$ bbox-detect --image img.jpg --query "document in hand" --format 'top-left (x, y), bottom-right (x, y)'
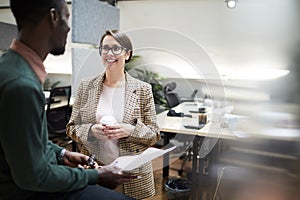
top-left (109, 146), bottom-right (176, 171)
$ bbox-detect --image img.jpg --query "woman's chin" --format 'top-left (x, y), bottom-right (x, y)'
top-left (106, 62), bottom-right (121, 69)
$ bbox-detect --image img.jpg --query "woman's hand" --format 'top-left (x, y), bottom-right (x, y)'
top-left (103, 123), bottom-right (135, 140)
top-left (90, 123), bottom-right (109, 140)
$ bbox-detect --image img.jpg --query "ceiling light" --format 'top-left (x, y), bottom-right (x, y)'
top-left (225, 0), bottom-right (238, 9)
top-left (228, 69), bottom-right (290, 81)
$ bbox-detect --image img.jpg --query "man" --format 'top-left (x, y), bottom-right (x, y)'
top-left (0, 0), bottom-right (134, 199)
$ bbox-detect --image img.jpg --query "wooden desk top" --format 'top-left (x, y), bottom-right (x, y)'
top-left (157, 116), bottom-right (237, 140)
top-left (157, 102), bottom-right (300, 141)
top-left (157, 107), bottom-right (237, 140)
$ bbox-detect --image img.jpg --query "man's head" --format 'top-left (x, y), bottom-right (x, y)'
top-left (10, 0), bottom-right (70, 56)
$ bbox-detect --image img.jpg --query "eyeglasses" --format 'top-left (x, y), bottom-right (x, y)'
top-left (99, 45), bottom-right (127, 55)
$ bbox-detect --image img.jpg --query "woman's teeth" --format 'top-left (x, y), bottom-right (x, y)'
top-left (107, 59), bottom-right (116, 63)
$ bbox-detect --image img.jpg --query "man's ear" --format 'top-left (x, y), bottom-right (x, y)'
top-left (49, 8), bottom-right (59, 27)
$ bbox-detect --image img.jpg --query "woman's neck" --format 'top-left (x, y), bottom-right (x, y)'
top-left (104, 71), bottom-right (125, 87)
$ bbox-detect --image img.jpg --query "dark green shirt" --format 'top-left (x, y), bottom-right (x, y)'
top-left (0, 49), bottom-right (98, 199)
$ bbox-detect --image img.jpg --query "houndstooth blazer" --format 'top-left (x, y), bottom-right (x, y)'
top-left (67, 72), bottom-right (160, 199)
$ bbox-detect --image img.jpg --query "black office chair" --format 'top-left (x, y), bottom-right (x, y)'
top-left (46, 86), bottom-right (77, 151)
top-left (164, 82), bottom-right (176, 93)
top-left (165, 92), bottom-right (181, 108)
top-left (164, 82), bottom-right (181, 108)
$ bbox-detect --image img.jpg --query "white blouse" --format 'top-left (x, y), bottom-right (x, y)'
top-left (96, 82), bottom-right (125, 165)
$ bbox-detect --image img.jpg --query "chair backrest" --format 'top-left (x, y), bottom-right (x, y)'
top-left (163, 82), bottom-right (177, 95)
top-left (46, 86), bottom-right (71, 110)
top-left (164, 82), bottom-right (181, 108)
top-left (165, 92), bottom-right (181, 108)
top-left (190, 89), bottom-right (198, 101)
top-left (46, 86), bottom-right (71, 135)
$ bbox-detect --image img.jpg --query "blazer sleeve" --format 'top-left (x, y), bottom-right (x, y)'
top-left (127, 83), bottom-right (160, 146)
top-left (66, 81), bottom-right (94, 144)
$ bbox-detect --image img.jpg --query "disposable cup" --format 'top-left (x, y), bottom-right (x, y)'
top-left (100, 116), bottom-right (116, 126)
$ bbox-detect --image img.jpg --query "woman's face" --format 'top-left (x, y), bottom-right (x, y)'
top-left (100, 35), bottom-right (130, 72)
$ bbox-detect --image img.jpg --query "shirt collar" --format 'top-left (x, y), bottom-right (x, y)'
top-left (10, 39), bottom-right (47, 84)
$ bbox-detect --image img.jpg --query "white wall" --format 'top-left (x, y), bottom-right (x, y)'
top-left (2, 0), bottom-right (299, 79)
top-left (118, 0), bottom-right (300, 77)
top-left (0, 10), bottom-right (14, 24)
top-left (117, 0), bottom-right (300, 109)
top-left (1, 0), bottom-right (299, 105)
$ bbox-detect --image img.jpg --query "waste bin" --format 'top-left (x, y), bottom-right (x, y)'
top-left (164, 178), bottom-right (192, 199)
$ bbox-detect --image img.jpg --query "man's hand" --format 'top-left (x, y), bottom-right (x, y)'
top-left (63, 150), bottom-right (89, 168)
top-left (96, 165), bottom-right (132, 189)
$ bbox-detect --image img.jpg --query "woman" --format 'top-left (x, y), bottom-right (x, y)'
top-left (67, 30), bottom-right (160, 199)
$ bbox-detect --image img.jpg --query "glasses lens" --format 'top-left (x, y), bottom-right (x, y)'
top-left (112, 46), bottom-right (123, 55)
top-left (100, 46), bottom-right (109, 54)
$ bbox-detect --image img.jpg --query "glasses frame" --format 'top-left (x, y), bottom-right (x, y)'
top-left (99, 45), bottom-right (127, 56)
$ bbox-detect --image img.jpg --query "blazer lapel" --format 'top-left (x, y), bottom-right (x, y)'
top-left (88, 74), bottom-right (104, 123)
top-left (123, 73), bottom-right (138, 124)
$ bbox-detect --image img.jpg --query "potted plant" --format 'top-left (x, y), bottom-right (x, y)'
top-left (125, 56), bottom-right (167, 113)
top-left (43, 78), bottom-right (61, 91)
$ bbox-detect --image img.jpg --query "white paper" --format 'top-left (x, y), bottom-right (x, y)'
top-left (109, 146), bottom-right (176, 171)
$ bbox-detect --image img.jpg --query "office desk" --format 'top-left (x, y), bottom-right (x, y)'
top-left (157, 104), bottom-right (237, 200)
top-left (157, 104), bottom-right (237, 174)
top-left (157, 102), bottom-right (300, 199)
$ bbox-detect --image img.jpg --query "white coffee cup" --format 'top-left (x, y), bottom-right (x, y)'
top-left (100, 116), bottom-right (116, 126)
